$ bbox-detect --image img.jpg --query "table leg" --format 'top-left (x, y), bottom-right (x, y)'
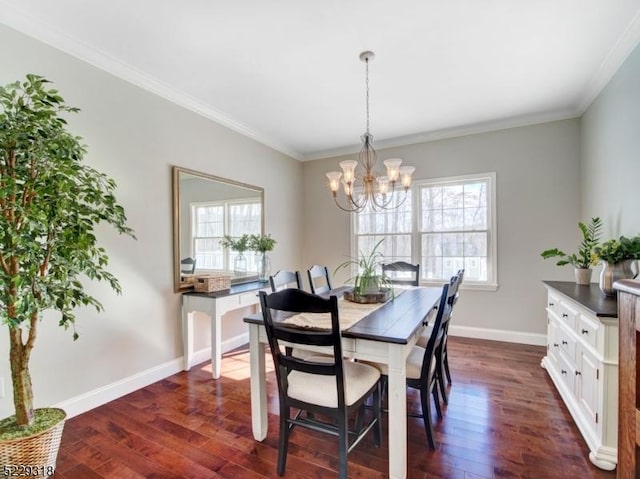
top-left (249, 323), bottom-right (268, 440)
top-left (182, 302), bottom-right (193, 371)
top-left (210, 308), bottom-right (222, 379)
top-left (387, 344), bottom-right (408, 479)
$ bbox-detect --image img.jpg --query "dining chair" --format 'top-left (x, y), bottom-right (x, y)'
top-left (307, 264), bottom-right (333, 294)
top-left (408, 276), bottom-right (457, 448)
top-left (381, 261), bottom-right (420, 286)
top-left (269, 270), bottom-right (303, 292)
top-left (436, 268), bottom-right (465, 403)
top-left (417, 269), bottom-right (464, 398)
top-left (259, 289), bottom-right (382, 479)
top-left (180, 257), bottom-right (196, 274)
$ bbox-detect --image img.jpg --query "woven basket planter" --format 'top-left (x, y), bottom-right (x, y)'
top-left (0, 408), bottom-right (66, 478)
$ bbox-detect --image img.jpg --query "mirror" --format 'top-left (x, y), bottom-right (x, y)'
top-left (172, 166), bottom-right (264, 292)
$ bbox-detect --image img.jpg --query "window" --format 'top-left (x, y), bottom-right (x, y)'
top-left (351, 172), bottom-right (497, 289)
top-left (191, 198), bottom-right (261, 272)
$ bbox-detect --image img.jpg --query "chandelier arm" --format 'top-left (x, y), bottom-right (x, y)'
top-left (332, 194), bottom-right (365, 213)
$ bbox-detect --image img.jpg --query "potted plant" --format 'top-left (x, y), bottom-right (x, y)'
top-left (221, 234), bottom-right (250, 274)
top-left (335, 238), bottom-right (393, 303)
top-left (249, 234), bottom-right (276, 282)
top-left (540, 217), bottom-right (602, 285)
top-left (0, 75), bottom-right (134, 472)
top-left (592, 235), bottom-right (640, 296)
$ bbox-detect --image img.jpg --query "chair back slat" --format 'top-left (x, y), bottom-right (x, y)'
top-left (382, 261), bottom-right (420, 286)
top-left (307, 264), bottom-right (333, 295)
top-left (269, 270), bottom-right (303, 292)
top-left (180, 257), bottom-right (196, 274)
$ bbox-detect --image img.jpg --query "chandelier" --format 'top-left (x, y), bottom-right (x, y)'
top-left (326, 51), bottom-right (414, 212)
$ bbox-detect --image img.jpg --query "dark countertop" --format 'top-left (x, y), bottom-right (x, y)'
top-left (182, 280), bottom-right (267, 298)
top-left (543, 281), bottom-right (618, 318)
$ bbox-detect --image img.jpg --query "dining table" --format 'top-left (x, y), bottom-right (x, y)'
top-left (243, 285), bottom-right (442, 479)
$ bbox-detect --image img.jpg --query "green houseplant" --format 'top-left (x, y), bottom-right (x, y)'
top-left (0, 75), bottom-right (134, 468)
top-left (540, 217), bottom-right (602, 285)
top-left (249, 234), bottom-right (276, 282)
top-left (592, 235), bottom-right (640, 296)
top-left (335, 238), bottom-right (392, 301)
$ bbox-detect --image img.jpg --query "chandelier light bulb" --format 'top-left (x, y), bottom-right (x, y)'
top-left (399, 166), bottom-right (415, 189)
top-left (326, 171), bottom-right (342, 193)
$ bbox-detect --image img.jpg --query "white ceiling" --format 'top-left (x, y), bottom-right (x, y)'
top-left (2, 1), bottom-right (640, 160)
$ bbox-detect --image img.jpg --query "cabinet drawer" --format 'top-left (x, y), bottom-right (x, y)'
top-left (556, 324), bottom-right (577, 364)
top-left (239, 292), bottom-right (260, 306)
top-left (556, 301), bottom-right (578, 330)
top-left (577, 314), bottom-right (599, 352)
top-left (547, 293), bottom-right (560, 316)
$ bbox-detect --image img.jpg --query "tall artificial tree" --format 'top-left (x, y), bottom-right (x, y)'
top-left (0, 74), bottom-right (134, 429)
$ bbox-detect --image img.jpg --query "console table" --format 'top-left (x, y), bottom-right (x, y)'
top-left (182, 281), bottom-right (268, 378)
top-left (541, 281), bottom-right (618, 470)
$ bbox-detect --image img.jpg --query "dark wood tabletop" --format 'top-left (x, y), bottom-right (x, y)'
top-left (243, 286), bottom-right (442, 344)
top-left (543, 280), bottom-right (618, 318)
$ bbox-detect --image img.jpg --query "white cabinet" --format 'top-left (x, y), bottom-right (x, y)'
top-left (541, 282), bottom-right (618, 471)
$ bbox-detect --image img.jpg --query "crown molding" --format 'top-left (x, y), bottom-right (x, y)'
top-left (303, 108), bottom-right (580, 161)
top-left (0, 3), bottom-right (303, 161)
top-left (3, 1), bottom-right (639, 163)
top-left (577, 9), bottom-right (640, 113)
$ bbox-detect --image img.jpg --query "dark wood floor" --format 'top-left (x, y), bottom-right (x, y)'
top-left (51, 337), bottom-right (617, 478)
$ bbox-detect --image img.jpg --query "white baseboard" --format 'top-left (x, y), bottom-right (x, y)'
top-left (55, 332), bottom-right (250, 419)
top-left (54, 357), bottom-right (184, 419)
top-left (449, 325), bottom-right (546, 346)
top-left (55, 328), bottom-right (541, 419)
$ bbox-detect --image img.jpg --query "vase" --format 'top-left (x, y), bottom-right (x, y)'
top-left (574, 268), bottom-right (592, 285)
top-left (257, 252), bottom-right (271, 282)
top-left (599, 259), bottom-right (636, 296)
top-left (233, 253), bottom-right (247, 274)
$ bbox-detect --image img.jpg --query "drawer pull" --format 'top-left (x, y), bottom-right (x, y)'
top-left (561, 340), bottom-right (568, 345)
top-left (581, 329), bottom-right (589, 335)
top-left (575, 370), bottom-right (581, 376)
top-left (549, 302), bottom-right (555, 306)
top-left (562, 313), bottom-right (568, 318)
top-left (553, 343), bottom-right (559, 348)
top-left (561, 369), bottom-right (567, 375)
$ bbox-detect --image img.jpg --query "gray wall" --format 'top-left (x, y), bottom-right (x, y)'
top-left (302, 120), bottom-right (582, 338)
top-left (581, 43), bottom-right (640, 237)
top-left (0, 24), bottom-right (303, 418)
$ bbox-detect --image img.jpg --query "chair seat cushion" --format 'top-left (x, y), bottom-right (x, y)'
top-left (365, 345), bottom-right (434, 380)
top-left (287, 360), bottom-right (380, 408)
top-left (416, 324), bottom-right (433, 348)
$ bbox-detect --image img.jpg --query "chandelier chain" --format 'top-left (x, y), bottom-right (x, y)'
top-left (365, 57), bottom-right (370, 135)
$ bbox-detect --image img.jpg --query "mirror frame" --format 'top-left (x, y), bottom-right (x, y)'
top-left (172, 165), bottom-right (265, 292)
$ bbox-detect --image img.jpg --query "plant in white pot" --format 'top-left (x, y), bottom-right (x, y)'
top-left (540, 217), bottom-right (602, 285)
top-left (0, 75), bottom-right (134, 473)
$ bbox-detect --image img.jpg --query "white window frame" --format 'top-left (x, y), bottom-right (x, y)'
top-left (350, 172), bottom-right (498, 291)
top-left (190, 197), bottom-right (262, 272)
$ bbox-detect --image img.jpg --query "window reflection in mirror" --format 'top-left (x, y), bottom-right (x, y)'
top-left (172, 166), bottom-right (264, 292)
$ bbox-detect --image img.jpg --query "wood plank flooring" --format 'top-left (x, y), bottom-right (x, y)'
top-left (51, 337), bottom-right (617, 478)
